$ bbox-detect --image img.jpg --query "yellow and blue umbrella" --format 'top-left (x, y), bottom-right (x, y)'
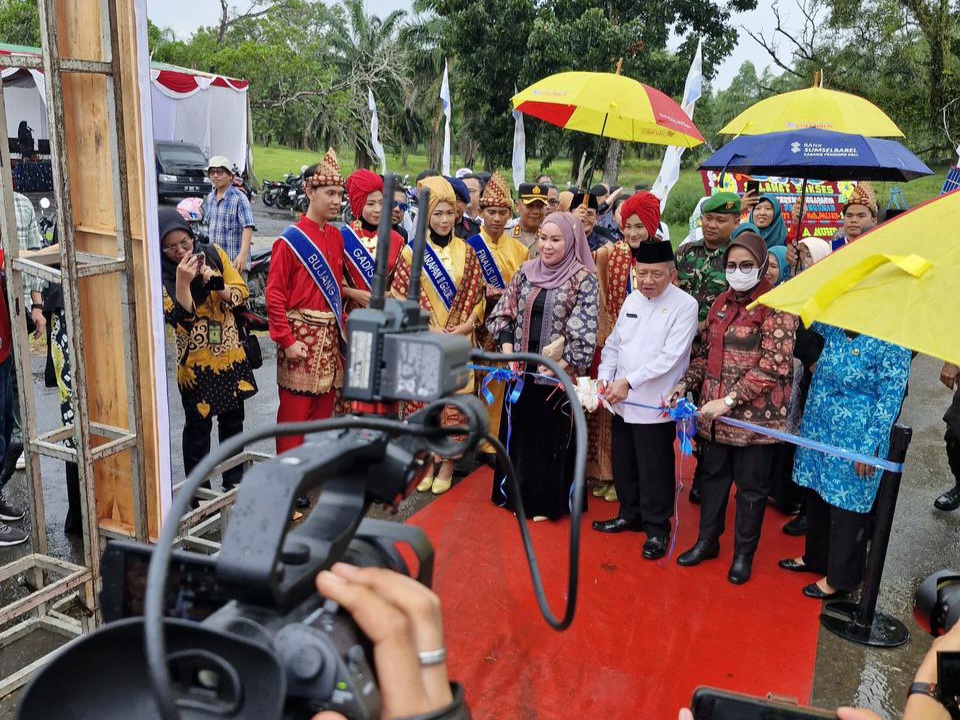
top-left (720, 86), bottom-right (903, 138)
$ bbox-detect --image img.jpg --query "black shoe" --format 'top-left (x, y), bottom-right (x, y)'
top-left (477, 452), bottom-right (497, 468)
top-left (688, 487), bottom-right (701, 505)
top-left (935, 485), bottom-right (960, 512)
top-left (783, 515), bottom-right (807, 536)
top-left (592, 516), bottom-right (643, 534)
top-left (728, 555), bottom-right (753, 584)
top-left (802, 582), bottom-right (850, 600)
top-left (0, 497), bottom-right (25, 522)
top-left (295, 496), bottom-right (310, 509)
top-left (677, 539), bottom-right (719, 566)
top-left (0, 440), bottom-right (22, 485)
top-left (642, 535), bottom-right (669, 560)
top-left (778, 558), bottom-right (814, 573)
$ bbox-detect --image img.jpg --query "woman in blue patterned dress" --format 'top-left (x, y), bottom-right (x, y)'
top-left (778, 324), bottom-right (911, 599)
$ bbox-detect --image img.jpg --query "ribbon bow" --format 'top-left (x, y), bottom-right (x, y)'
top-left (666, 398), bottom-right (698, 457)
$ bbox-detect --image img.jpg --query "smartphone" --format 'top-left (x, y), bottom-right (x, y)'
top-left (692, 688), bottom-right (838, 719)
top-left (745, 180), bottom-right (761, 195)
top-left (939, 652), bottom-right (960, 707)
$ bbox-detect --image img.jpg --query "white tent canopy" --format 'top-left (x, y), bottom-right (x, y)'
top-left (0, 46), bottom-right (251, 171)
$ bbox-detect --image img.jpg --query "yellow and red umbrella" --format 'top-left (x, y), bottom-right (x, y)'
top-left (512, 71), bottom-right (704, 148)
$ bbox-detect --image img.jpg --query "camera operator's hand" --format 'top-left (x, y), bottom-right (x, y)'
top-left (903, 619), bottom-right (960, 720)
top-left (836, 709), bottom-right (882, 720)
top-left (313, 563), bottom-right (454, 720)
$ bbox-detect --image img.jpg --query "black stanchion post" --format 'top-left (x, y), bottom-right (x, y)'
top-left (820, 424), bottom-right (912, 647)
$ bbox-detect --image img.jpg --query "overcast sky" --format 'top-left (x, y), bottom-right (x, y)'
top-left (147, 0), bottom-right (803, 91)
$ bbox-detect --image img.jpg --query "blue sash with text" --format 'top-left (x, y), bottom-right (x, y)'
top-left (421, 242), bottom-right (458, 311)
top-left (340, 225), bottom-right (376, 291)
top-left (281, 225), bottom-right (344, 335)
top-left (466, 234), bottom-right (506, 290)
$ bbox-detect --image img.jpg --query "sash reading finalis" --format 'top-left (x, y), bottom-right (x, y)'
top-left (466, 234), bottom-right (506, 289)
top-left (340, 225), bottom-right (376, 291)
top-left (421, 241), bottom-right (458, 311)
top-left (281, 225), bottom-right (344, 335)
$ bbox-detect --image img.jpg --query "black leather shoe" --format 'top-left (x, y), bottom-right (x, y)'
top-left (778, 558), bottom-right (814, 573)
top-left (688, 487), bottom-right (701, 505)
top-left (592, 516), bottom-right (643, 534)
top-left (783, 514), bottom-right (807, 536)
top-left (295, 496), bottom-right (311, 509)
top-left (642, 536), bottom-right (669, 560)
top-left (802, 582), bottom-right (850, 600)
top-left (935, 485), bottom-right (960, 512)
top-left (476, 452), bottom-right (497, 469)
top-left (728, 555), bottom-right (753, 585)
top-left (677, 539), bottom-right (719, 566)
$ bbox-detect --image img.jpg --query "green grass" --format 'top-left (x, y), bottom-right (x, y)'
top-left (251, 144), bottom-right (950, 242)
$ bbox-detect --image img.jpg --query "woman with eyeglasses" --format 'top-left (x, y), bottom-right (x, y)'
top-left (159, 208), bottom-right (257, 494)
top-left (670, 232), bottom-right (797, 584)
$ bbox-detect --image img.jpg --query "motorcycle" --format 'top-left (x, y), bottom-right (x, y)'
top-left (260, 179), bottom-right (284, 207)
top-left (231, 164), bottom-right (255, 201)
top-left (175, 197), bottom-right (210, 245)
top-left (241, 245), bottom-right (271, 330)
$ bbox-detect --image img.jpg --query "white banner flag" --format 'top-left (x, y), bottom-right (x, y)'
top-left (512, 90), bottom-right (526, 190)
top-left (368, 88), bottom-right (386, 175)
top-left (652, 39), bottom-right (703, 212)
top-left (439, 60), bottom-right (452, 176)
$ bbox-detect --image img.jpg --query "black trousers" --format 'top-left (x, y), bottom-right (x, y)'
top-left (183, 406), bottom-right (245, 490)
top-left (697, 440), bottom-right (775, 556)
top-left (945, 387), bottom-right (960, 484)
top-left (802, 489), bottom-right (870, 591)
top-left (611, 417), bottom-right (675, 537)
top-left (768, 442), bottom-right (803, 513)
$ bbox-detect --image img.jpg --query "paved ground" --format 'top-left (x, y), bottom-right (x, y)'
top-left (0, 195), bottom-right (958, 717)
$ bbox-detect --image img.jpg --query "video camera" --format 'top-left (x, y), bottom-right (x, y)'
top-left (18, 176), bottom-right (588, 720)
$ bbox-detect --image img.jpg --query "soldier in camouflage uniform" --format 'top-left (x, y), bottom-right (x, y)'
top-left (674, 192), bottom-right (740, 504)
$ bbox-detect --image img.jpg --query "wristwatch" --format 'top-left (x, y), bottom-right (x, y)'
top-left (723, 395), bottom-right (735, 408)
top-left (906, 681), bottom-right (939, 702)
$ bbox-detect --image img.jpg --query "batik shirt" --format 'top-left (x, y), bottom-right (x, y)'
top-left (676, 239), bottom-right (729, 323)
top-left (793, 325), bottom-right (911, 512)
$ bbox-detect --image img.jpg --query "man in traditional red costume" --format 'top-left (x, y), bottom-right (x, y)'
top-left (266, 148), bottom-right (345, 465)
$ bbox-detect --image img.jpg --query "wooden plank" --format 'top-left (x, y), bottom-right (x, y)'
top-left (0, 568), bottom-right (90, 625)
top-left (55, 0), bottom-right (162, 539)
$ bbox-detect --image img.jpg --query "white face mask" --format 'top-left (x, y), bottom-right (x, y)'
top-left (725, 267), bottom-right (762, 292)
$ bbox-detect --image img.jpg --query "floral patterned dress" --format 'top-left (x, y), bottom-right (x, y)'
top-left (792, 324), bottom-right (911, 513)
top-left (486, 267), bottom-right (599, 518)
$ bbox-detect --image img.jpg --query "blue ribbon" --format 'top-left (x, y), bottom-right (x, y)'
top-left (468, 364), bottom-right (905, 474)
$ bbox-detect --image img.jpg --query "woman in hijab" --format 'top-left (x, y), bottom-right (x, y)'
top-left (390, 175), bottom-right (485, 495)
top-left (671, 232), bottom-right (797, 584)
top-left (486, 212), bottom-right (600, 521)
top-left (160, 208), bottom-right (257, 493)
top-left (765, 246), bottom-right (789, 286)
top-left (772, 236), bottom-right (834, 531)
top-left (750, 194), bottom-right (787, 247)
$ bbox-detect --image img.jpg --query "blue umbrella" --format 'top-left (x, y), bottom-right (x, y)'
top-left (699, 128), bottom-right (933, 182)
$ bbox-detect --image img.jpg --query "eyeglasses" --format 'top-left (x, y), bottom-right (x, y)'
top-left (725, 261), bottom-right (757, 272)
top-left (393, 201), bottom-right (409, 212)
top-left (547, 199), bottom-right (559, 208)
top-left (208, 168), bottom-right (229, 177)
top-left (162, 238), bottom-right (192, 254)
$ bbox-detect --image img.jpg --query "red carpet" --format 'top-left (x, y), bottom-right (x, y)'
top-left (409, 466), bottom-right (822, 719)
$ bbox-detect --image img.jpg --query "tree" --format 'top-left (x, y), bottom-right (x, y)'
top-left (0, 0), bottom-right (40, 47)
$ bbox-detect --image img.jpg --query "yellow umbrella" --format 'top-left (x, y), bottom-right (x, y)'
top-left (512, 71), bottom-right (704, 148)
top-left (720, 86), bottom-right (903, 138)
top-left (752, 191), bottom-right (960, 365)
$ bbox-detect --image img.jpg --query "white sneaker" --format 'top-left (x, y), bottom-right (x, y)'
top-left (0, 523), bottom-right (28, 546)
top-left (15, 454), bottom-right (25, 470)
